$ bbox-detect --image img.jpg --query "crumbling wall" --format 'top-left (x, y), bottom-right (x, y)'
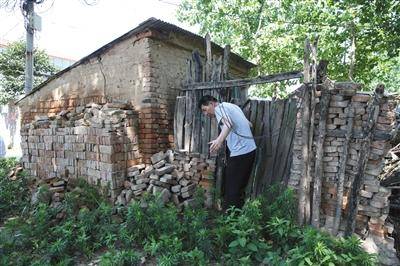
top-left (20, 102), bottom-right (140, 199)
top-left (288, 81), bottom-right (398, 265)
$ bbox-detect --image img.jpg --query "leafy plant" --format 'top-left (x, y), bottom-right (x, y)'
top-left (99, 249), bottom-right (141, 266)
top-left (0, 157), bottom-right (30, 222)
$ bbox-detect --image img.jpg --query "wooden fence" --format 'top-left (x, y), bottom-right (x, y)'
top-left (173, 34), bottom-right (303, 197)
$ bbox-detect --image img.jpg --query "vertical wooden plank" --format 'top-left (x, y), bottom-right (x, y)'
top-left (298, 86), bottom-right (311, 226)
top-left (174, 96), bottom-right (186, 150)
top-left (205, 33), bottom-right (212, 82)
top-left (203, 34), bottom-right (212, 155)
top-left (282, 97), bottom-right (298, 186)
top-left (272, 98), bottom-right (297, 184)
top-left (332, 106), bottom-right (354, 235)
top-left (242, 99), bottom-right (252, 118)
top-left (256, 100), bottom-right (272, 195)
top-left (249, 100), bottom-right (258, 133)
top-left (190, 50), bottom-right (203, 153)
top-left (184, 59), bottom-right (193, 151)
top-left (264, 99), bottom-right (285, 187)
top-left (311, 85), bottom-right (331, 228)
top-left (254, 101), bottom-right (264, 147)
top-left (251, 100), bottom-right (268, 197)
top-left (213, 54), bottom-right (225, 210)
top-left (223, 45), bottom-right (230, 80)
top-left (247, 100), bottom-right (264, 197)
top-left (304, 38), bottom-right (310, 83)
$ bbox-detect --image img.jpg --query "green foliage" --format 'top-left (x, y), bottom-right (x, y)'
top-left (215, 200), bottom-right (271, 263)
top-left (99, 249), bottom-right (141, 266)
top-left (0, 172), bottom-right (377, 265)
top-left (260, 183), bottom-right (297, 221)
top-left (0, 41), bottom-right (58, 104)
top-left (0, 157), bottom-right (30, 223)
top-left (178, 0), bottom-right (400, 95)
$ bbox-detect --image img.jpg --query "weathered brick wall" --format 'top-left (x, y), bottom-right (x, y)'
top-left (18, 33), bottom-right (252, 163)
top-left (288, 81), bottom-right (398, 265)
top-left (19, 37), bottom-right (151, 125)
top-left (20, 102), bottom-right (140, 199)
top-left (135, 36), bottom-right (251, 162)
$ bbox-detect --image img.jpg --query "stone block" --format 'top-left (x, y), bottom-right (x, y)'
top-left (153, 159), bottom-right (165, 169)
top-left (150, 179), bottom-right (171, 189)
top-left (155, 164), bottom-right (175, 176)
top-left (131, 183), bottom-right (147, 191)
top-left (171, 185), bottom-right (181, 193)
top-left (151, 151), bottom-right (165, 164)
top-left (352, 94), bottom-right (370, 102)
top-left (330, 101), bottom-right (349, 108)
top-left (136, 178), bottom-right (149, 185)
top-left (181, 183), bottom-right (196, 193)
top-left (360, 190), bottom-right (373, 198)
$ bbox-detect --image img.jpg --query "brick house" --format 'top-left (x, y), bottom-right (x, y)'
top-left (16, 18), bottom-right (255, 196)
top-left (17, 18), bottom-right (254, 160)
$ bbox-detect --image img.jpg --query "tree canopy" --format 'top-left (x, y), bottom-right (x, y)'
top-left (0, 41), bottom-right (57, 104)
top-left (178, 0), bottom-right (400, 96)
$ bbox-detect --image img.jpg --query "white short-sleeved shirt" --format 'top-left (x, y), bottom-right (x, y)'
top-left (215, 102), bottom-right (256, 157)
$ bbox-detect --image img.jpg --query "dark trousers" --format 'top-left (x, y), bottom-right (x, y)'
top-left (223, 150), bottom-right (256, 210)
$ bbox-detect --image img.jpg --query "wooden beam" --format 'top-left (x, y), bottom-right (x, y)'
top-left (332, 106), bottom-right (354, 235)
top-left (182, 70), bottom-right (303, 90)
top-left (311, 84), bottom-right (331, 228)
top-left (298, 85), bottom-right (311, 226)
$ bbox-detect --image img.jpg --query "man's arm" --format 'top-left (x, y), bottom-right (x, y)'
top-left (209, 117), bottom-right (232, 153)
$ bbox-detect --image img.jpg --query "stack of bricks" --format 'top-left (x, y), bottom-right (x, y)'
top-left (20, 96), bottom-right (108, 124)
top-left (138, 104), bottom-right (171, 163)
top-left (138, 47), bottom-right (175, 163)
top-left (288, 81), bottom-right (398, 265)
top-left (20, 101), bottom-right (141, 199)
top-left (115, 150), bottom-right (215, 209)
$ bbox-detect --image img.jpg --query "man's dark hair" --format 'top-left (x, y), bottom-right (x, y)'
top-left (198, 95), bottom-right (218, 109)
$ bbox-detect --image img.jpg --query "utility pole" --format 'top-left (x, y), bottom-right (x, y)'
top-left (24, 0), bottom-right (34, 94)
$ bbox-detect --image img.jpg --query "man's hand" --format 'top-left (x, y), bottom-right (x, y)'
top-left (209, 138), bottom-right (223, 153)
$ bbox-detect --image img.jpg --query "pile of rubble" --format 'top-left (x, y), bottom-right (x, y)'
top-left (380, 143), bottom-right (400, 260)
top-left (115, 150), bottom-right (215, 209)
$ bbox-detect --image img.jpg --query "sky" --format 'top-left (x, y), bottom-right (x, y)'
top-left (0, 0), bottom-right (198, 61)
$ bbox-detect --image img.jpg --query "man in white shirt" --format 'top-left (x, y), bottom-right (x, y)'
top-left (199, 95), bottom-right (256, 210)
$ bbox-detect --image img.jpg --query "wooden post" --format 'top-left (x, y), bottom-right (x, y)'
top-left (213, 54), bottom-right (225, 210)
top-left (223, 45), bottom-right (230, 80)
top-left (205, 33), bottom-right (212, 82)
top-left (311, 84), bottom-right (331, 228)
top-left (345, 85), bottom-right (384, 236)
top-left (190, 50), bottom-right (203, 153)
top-left (298, 85), bottom-right (311, 226)
top-left (303, 38), bottom-right (311, 83)
top-left (332, 106), bottom-right (354, 235)
top-left (184, 59), bottom-right (193, 151)
top-left (174, 96), bottom-right (186, 150)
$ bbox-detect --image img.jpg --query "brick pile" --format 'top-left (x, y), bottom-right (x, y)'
top-left (289, 82), bottom-right (398, 265)
top-left (115, 150), bottom-right (215, 209)
top-left (20, 101), bottom-right (141, 199)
